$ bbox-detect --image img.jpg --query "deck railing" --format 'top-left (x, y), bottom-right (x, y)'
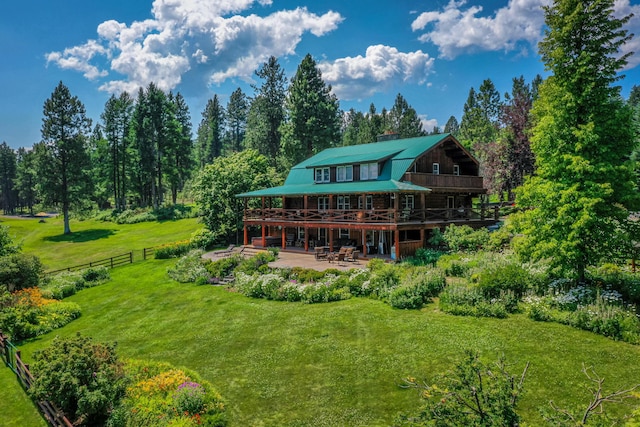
top-left (244, 206), bottom-right (499, 224)
top-left (403, 172), bottom-right (484, 189)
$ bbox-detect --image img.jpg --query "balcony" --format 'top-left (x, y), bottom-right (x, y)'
top-left (403, 172), bottom-right (484, 191)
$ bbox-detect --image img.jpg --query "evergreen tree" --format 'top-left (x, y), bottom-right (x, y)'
top-left (357, 103), bottom-right (383, 144)
top-left (280, 54), bottom-right (341, 166)
top-left (196, 95), bottom-right (224, 167)
top-left (458, 81), bottom-right (501, 149)
top-left (37, 81), bottom-right (92, 234)
top-left (15, 148), bottom-right (37, 215)
top-left (512, 0), bottom-right (638, 281)
top-left (443, 115), bottom-right (460, 135)
top-left (0, 142), bottom-right (17, 214)
top-left (101, 92), bottom-right (133, 210)
top-left (88, 124), bottom-right (111, 209)
top-left (225, 88), bottom-right (248, 153)
top-left (169, 92), bottom-right (193, 204)
top-left (388, 93), bottom-right (424, 138)
top-left (341, 108), bottom-right (366, 146)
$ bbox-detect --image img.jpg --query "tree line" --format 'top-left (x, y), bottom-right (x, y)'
top-left (0, 53), bottom-right (432, 232)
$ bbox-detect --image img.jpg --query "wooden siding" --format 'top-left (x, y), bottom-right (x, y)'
top-left (403, 172), bottom-right (484, 191)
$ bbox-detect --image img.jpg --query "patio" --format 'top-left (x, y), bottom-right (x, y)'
top-left (268, 249), bottom-right (369, 271)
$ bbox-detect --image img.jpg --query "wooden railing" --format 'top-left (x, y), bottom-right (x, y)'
top-left (398, 240), bottom-right (423, 258)
top-left (244, 206), bottom-right (499, 224)
top-left (403, 172), bottom-right (484, 189)
top-left (0, 330), bottom-right (73, 427)
top-left (46, 252), bottom-right (133, 275)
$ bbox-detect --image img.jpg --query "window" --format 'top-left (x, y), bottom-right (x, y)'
top-left (297, 227), bottom-right (305, 240)
top-left (318, 197), bottom-right (329, 211)
top-left (402, 195), bottom-right (415, 210)
top-left (339, 229), bottom-right (350, 239)
top-left (336, 165), bottom-right (353, 182)
top-left (337, 195), bottom-right (351, 210)
top-left (360, 162), bottom-right (379, 180)
top-left (315, 167), bottom-right (330, 183)
top-left (453, 164), bottom-right (460, 176)
top-left (358, 195), bottom-right (373, 210)
top-left (432, 163), bottom-right (440, 175)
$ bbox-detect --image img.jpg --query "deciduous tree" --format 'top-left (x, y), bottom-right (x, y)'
top-left (512, 0), bottom-right (639, 281)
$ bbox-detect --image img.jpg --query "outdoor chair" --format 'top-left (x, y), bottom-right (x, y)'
top-left (346, 250), bottom-right (359, 263)
top-left (315, 246), bottom-right (328, 260)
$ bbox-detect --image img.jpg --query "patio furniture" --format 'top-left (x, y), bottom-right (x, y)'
top-left (315, 246), bottom-right (329, 260)
top-left (346, 250), bottom-right (359, 263)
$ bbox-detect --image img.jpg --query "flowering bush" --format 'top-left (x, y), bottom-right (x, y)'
top-left (523, 285), bottom-right (640, 344)
top-left (439, 284), bottom-right (510, 318)
top-left (167, 250), bottom-right (210, 283)
top-left (0, 287), bottom-right (81, 341)
top-left (113, 359), bottom-right (226, 427)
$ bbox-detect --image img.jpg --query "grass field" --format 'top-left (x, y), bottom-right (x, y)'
top-left (0, 215), bottom-right (204, 270)
top-left (2, 217), bottom-right (640, 426)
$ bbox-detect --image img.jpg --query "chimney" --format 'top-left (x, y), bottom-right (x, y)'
top-left (376, 131), bottom-right (400, 142)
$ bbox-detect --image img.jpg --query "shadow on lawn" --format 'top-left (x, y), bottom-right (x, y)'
top-left (43, 229), bottom-right (116, 243)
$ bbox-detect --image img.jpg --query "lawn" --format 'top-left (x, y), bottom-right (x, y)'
top-left (12, 260), bottom-right (640, 426)
top-left (0, 215), bottom-right (203, 271)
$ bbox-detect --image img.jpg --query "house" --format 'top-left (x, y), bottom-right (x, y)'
top-left (237, 133), bottom-right (497, 260)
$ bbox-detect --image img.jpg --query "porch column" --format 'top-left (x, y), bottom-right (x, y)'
top-left (329, 228), bottom-right (334, 252)
top-left (421, 193), bottom-right (426, 220)
top-left (420, 228), bottom-right (425, 248)
top-left (394, 229), bottom-right (400, 260)
top-left (281, 227), bottom-right (286, 249)
top-left (243, 225), bottom-right (248, 246)
top-left (261, 225), bottom-right (266, 248)
top-left (282, 196), bottom-right (287, 219)
top-left (393, 193), bottom-right (400, 221)
top-left (303, 195), bottom-right (308, 219)
top-left (304, 227), bottom-right (309, 252)
top-left (362, 229), bottom-right (367, 256)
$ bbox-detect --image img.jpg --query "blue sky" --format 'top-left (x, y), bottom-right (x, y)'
top-left (3, 0), bottom-right (640, 149)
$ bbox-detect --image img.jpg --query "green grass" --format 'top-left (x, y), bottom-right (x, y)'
top-left (0, 215), bottom-right (203, 271)
top-left (0, 368), bottom-right (46, 427)
top-left (11, 260), bottom-right (640, 426)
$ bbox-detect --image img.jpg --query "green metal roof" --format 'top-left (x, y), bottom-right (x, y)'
top-left (237, 180), bottom-right (431, 198)
top-left (239, 134), bottom-right (457, 198)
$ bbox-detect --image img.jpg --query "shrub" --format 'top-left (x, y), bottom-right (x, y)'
top-left (115, 359), bottom-right (226, 427)
top-left (234, 252), bottom-right (276, 275)
top-left (369, 263), bottom-right (401, 300)
top-left (155, 240), bottom-right (194, 259)
top-left (389, 268), bottom-right (446, 309)
top-left (477, 262), bottom-right (532, 298)
top-left (190, 229), bottom-right (216, 250)
top-left (439, 284), bottom-right (510, 318)
top-left (406, 248), bottom-right (445, 266)
top-left (442, 224), bottom-right (489, 252)
top-left (397, 350), bottom-right (527, 427)
top-left (0, 253), bottom-right (43, 292)
top-left (81, 266), bottom-right (110, 284)
top-left (204, 254), bottom-right (242, 280)
top-left (29, 334), bottom-right (126, 426)
top-left (167, 250), bottom-right (210, 283)
top-left (436, 253), bottom-right (470, 278)
top-left (289, 267), bottom-right (326, 283)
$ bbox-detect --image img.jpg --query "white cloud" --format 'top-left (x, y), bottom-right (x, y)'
top-left (420, 115), bottom-right (439, 132)
top-left (412, 0), bottom-right (640, 67)
top-left (412, 0), bottom-right (548, 59)
top-left (318, 45), bottom-right (434, 100)
top-left (46, 0), bottom-right (343, 94)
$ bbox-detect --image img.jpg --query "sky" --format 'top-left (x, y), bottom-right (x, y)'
top-left (3, 0), bottom-right (640, 150)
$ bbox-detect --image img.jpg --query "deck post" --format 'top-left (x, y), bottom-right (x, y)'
top-left (261, 225), bottom-right (266, 248)
top-left (304, 227), bottom-right (309, 252)
top-left (361, 228), bottom-right (367, 256)
top-left (394, 229), bottom-right (400, 260)
top-left (281, 227), bottom-right (286, 249)
top-left (243, 226), bottom-right (248, 246)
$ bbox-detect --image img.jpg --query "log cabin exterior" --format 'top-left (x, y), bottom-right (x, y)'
top-left (238, 133), bottom-right (497, 260)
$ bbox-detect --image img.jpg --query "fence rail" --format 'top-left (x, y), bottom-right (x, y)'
top-left (46, 252), bottom-right (133, 275)
top-left (0, 330), bottom-right (73, 427)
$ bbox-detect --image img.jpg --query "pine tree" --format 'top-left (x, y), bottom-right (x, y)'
top-left (0, 142), bottom-right (17, 214)
top-left (388, 93), bottom-right (425, 138)
top-left (513, 0), bottom-right (638, 280)
top-left (281, 53), bottom-right (341, 166)
top-left (37, 81), bottom-right (92, 234)
top-left (15, 148), bottom-right (37, 215)
top-left (443, 116), bottom-right (460, 135)
top-left (196, 95), bottom-right (225, 167)
top-left (225, 88), bottom-right (248, 153)
top-left (245, 56), bottom-right (287, 167)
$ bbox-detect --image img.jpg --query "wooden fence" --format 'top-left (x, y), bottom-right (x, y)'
top-left (46, 252), bottom-right (133, 275)
top-left (0, 330), bottom-right (73, 427)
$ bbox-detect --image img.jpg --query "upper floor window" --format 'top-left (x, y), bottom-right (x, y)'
top-left (453, 164), bottom-right (460, 176)
top-left (339, 229), bottom-right (350, 239)
top-left (336, 165), bottom-right (353, 182)
top-left (360, 162), bottom-right (379, 180)
top-left (315, 167), bottom-right (330, 183)
top-left (432, 163), bottom-right (440, 175)
top-left (337, 195), bottom-right (351, 210)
